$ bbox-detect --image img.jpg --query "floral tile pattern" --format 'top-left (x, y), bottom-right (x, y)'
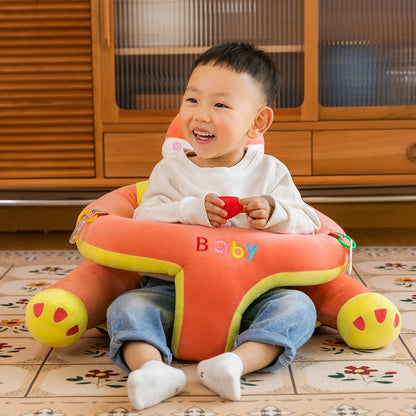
top-left (0, 248), bottom-right (416, 415)
top-left (0, 278), bottom-right (58, 296)
top-left (296, 333), bottom-right (411, 361)
top-left (0, 296), bottom-right (31, 313)
top-left (0, 338), bottom-right (50, 365)
top-left (30, 364), bottom-right (129, 397)
top-left (293, 360), bottom-right (416, 394)
top-left (0, 317), bottom-right (30, 337)
top-left (46, 337), bottom-right (111, 365)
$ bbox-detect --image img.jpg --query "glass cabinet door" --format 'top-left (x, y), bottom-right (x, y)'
top-left (113, 0), bottom-right (304, 111)
top-left (319, 0), bottom-right (416, 109)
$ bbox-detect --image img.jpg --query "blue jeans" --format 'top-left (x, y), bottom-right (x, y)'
top-left (107, 276), bottom-right (316, 373)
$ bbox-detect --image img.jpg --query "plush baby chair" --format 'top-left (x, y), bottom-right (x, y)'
top-left (26, 115), bottom-right (401, 361)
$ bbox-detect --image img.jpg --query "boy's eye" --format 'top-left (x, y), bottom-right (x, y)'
top-left (186, 98), bottom-right (197, 104)
top-left (214, 102), bottom-right (228, 108)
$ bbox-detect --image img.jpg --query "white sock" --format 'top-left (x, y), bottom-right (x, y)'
top-left (127, 360), bottom-right (186, 410)
top-left (197, 352), bottom-right (244, 401)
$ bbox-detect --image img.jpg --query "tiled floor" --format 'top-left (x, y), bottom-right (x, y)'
top-left (1, 248), bottom-right (416, 415)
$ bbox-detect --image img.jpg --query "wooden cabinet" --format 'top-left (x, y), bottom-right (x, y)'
top-left (1, 0), bottom-right (415, 189)
top-left (93, 0), bottom-right (416, 188)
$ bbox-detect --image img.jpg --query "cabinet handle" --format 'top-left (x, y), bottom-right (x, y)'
top-left (103, 0), bottom-right (111, 48)
top-left (407, 144), bottom-right (416, 162)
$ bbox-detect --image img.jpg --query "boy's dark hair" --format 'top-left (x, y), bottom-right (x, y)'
top-left (192, 42), bottom-right (279, 107)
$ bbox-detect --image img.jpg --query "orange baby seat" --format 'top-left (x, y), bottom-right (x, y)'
top-left (26, 116), bottom-right (401, 360)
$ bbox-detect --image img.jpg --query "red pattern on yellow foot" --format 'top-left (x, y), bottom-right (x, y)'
top-left (26, 288), bottom-right (88, 347)
top-left (337, 292), bottom-right (401, 350)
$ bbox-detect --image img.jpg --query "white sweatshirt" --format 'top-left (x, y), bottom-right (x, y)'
top-left (134, 146), bottom-right (320, 234)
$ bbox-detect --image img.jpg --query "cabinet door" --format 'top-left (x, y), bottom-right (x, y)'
top-left (0, 1), bottom-right (95, 179)
top-left (319, 0), bottom-right (416, 120)
top-left (98, 0), bottom-right (310, 124)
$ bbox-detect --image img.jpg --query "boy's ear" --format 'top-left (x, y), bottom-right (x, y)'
top-left (248, 106), bottom-right (274, 138)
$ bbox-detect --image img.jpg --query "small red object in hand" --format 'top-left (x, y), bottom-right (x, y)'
top-left (219, 196), bottom-right (243, 219)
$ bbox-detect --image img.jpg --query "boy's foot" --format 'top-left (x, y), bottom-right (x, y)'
top-left (197, 352), bottom-right (243, 401)
top-left (127, 360), bottom-right (186, 410)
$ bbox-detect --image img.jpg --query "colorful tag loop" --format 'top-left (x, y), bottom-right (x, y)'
top-left (329, 232), bottom-right (356, 249)
top-left (69, 209), bottom-right (108, 244)
top-left (77, 209), bottom-right (109, 224)
top-left (329, 232), bottom-right (356, 275)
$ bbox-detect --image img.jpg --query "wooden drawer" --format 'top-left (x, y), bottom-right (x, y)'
top-left (313, 130), bottom-right (416, 175)
top-left (105, 131), bottom-right (312, 178)
top-left (264, 131), bottom-right (311, 176)
top-left (104, 132), bottom-right (165, 177)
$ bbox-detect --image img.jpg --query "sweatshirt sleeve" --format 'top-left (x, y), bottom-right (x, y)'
top-left (133, 159), bottom-right (212, 227)
top-left (260, 163), bottom-right (321, 235)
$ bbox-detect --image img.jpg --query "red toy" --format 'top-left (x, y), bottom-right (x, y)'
top-left (218, 196), bottom-right (243, 219)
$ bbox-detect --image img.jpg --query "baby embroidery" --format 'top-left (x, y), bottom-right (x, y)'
top-left (196, 236), bottom-right (258, 261)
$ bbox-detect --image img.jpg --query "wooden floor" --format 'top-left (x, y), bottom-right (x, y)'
top-left (0, 227), bottom-right (415, 250)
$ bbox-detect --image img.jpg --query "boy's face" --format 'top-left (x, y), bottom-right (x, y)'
top-left (179, 63), bottom-right (266, 168)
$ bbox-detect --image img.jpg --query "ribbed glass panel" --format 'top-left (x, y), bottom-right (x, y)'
top-left (114, 0), bottom-right (304, 110)
top-left (319, 0), bottom-right (416, 107)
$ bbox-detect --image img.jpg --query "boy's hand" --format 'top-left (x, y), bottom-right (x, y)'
top-left (205, 193), bottom-right (228, 227)
top-left (240, 196), bottom-right (273, 228)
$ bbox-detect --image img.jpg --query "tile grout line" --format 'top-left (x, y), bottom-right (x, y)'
top-left (0, 265), bottom-right (12, 281)
top-left (351, 264), bottom-right (368, 287)
top-left (399, 334), bottom-right (416, 364)
top-left (24, 345), bottom-right (55, 398)
top-left (288, 364), bottom-right (298, 395)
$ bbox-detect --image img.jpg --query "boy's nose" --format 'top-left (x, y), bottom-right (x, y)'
top-left (193, 109), bottom-right (211, 123)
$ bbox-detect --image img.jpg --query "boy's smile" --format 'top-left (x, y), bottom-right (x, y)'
top-left (193, 128), bottom-right (215, 144)
top-left (179, 63), bottom-right (268, 168)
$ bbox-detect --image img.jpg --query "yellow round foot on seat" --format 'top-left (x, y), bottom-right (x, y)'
top-left (26, 288), bottom-right (88, 347)
top-left (337, 292), bottom-right (401, 350)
